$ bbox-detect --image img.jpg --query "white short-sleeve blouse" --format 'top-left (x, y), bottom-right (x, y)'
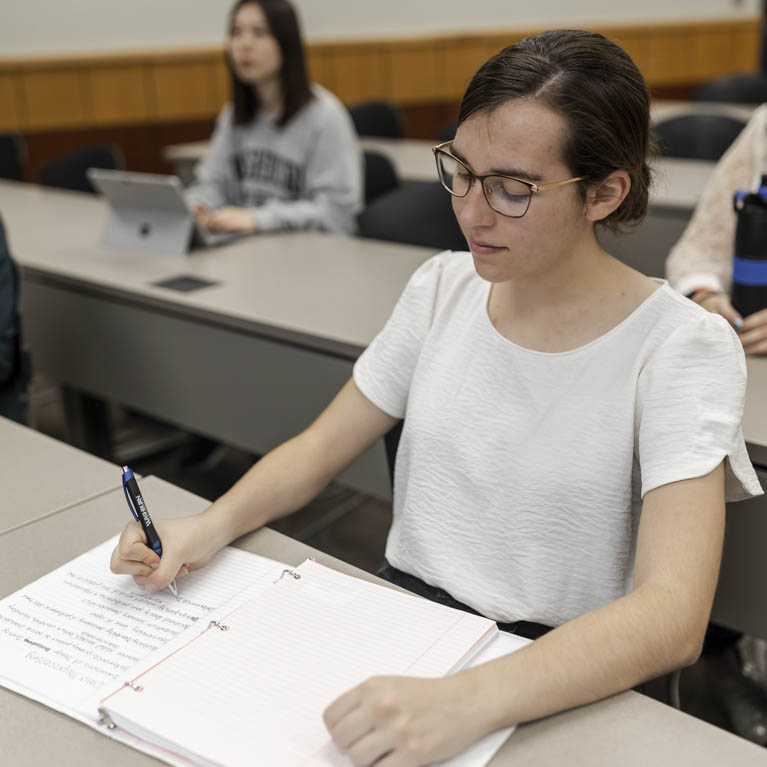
top-left (353, 251), bottom-right (762, 626)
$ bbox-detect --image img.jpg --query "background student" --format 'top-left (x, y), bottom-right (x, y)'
top-left (666, 104), bottom-right (767, 354)
top-left (187, 0), bottom-right (363, 235)
top-left (113, 30), bottom-right (761, 766)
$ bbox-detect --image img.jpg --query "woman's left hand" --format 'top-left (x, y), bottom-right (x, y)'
top-left (323, 674), bottom-right (490, 767)
top-left (206, 206), bottom-right (258, 233)
top-left (739, 308), bottom-right (767, 355)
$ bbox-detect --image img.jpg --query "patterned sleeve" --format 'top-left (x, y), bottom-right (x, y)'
top-left (666, 105), bottom-right (767, 297)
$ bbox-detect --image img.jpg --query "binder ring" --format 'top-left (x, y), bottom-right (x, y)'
top-left (209, 620), bottom-right (230, 631)
top-left (124, 680), bottom-right (144, 692)
top-left (274, 569), bottom-right (301, 584)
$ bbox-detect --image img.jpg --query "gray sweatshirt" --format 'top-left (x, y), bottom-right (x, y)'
top-left (186, 84), bottom-right (363, 234)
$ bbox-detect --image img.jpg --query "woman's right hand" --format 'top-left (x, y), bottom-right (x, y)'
top-left (109, 513), bottom-right (224, 593)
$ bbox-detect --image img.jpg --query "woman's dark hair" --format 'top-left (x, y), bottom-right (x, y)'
top-left (458, 29), bottom-right (654, 232)
top-left (228, 0), bottom-right (313, 127)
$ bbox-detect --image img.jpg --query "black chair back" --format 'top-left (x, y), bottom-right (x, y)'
top-left (653, 114), bottom-right (746, 161)
top-left (358, 180), bottom-right (466, 252)
top-left (691, 74), bottom-right (767, 104)
top-left (0, 135), bottom-right (26, 181)
top-left (363, 150), bottom-right (400, 204)
top-left (349, 100), bottom-right (405, 139)
top-left (37, 144), bottom-right (123, 194)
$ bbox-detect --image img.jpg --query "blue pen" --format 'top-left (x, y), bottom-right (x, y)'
top-left (121, 466), bottom-right (178, 598)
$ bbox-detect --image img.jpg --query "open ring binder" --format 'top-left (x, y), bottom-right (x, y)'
top-left (95, 558), bottom-right (501, 767)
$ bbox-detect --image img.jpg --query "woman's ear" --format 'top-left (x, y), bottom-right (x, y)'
top-left (585, 170), bottom-right (631, 223)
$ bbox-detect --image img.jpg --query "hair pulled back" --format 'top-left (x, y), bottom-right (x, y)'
top-left (458, 29), bottom-right (654, 231)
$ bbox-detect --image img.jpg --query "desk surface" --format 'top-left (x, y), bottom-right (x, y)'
top-left (164, 135), bottom-right (715, 213)
top-left (1, 181), bottom-right (434, 359)
top-left (5, 181), bottom-right (767, 477)
top-left (650, 99), bottom-right (756, 124)
top-left (2, 475), bottom-right (766, 767)
top-left (163, 97), bottom-right (747, 211)
top-left (360, 140), bottom-right (716, 213)
top-left (1, 180), bottom-right (433, 498)
top-left (164, 98), bottom-right (752, 167)
top-left (0, 416), bottom-right (119, 535)
top-left (745, 357), bottom-right (767, 466)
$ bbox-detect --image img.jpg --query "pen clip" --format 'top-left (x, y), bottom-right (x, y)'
top-left (122, 473), bottom-right (140, 523)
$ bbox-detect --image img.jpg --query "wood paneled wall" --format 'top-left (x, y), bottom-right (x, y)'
top-left (0, 17), bottom-right (761, 134)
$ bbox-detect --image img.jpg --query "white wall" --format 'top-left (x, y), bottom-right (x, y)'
top-left (0, 0), bottom-right (758, 57)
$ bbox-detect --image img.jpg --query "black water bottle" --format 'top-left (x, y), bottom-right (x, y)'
top-left (732, 175), bottom-right (767, 317)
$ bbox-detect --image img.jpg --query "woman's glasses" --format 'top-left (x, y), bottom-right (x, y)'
top-left (432, 141), bottom-right (583, 219)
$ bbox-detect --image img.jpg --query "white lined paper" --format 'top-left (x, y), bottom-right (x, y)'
top-left (100, 559), bottom-right (499, 767)
top-left (0, 536), bottom-right (285, 718)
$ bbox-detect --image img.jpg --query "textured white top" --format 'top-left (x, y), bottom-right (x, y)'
top-left (354, 251), bottom-right (762, 626)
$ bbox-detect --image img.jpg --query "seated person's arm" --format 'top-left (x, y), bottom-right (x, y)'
top-left (667, 106), bottom-right (767, 352)
top-left (666, 106), bottom-right (763, 302)
top-left (323, 465), bottom-right (726, 766)
top-left (186, 107), bottom-right (235, 223)
top-left (110, 379), bottom-right (397, 589)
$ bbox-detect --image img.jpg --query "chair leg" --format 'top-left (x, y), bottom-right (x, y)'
top-left (667, 669), bottom-right (682, 709)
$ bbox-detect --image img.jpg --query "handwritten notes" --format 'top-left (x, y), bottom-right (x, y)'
top-left (0, 537), bottom-right (285, 720)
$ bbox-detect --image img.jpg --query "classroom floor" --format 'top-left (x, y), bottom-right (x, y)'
top-left (25, 375), bottom-right (767, 750)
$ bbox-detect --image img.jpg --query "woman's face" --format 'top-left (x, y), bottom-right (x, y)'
top-left (229, 3), bottom-right (283, 87)
top-left (451, 99), bottom-right (592, 284)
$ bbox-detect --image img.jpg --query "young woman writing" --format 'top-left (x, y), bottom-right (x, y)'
top-left (114, 30), bottom-right (760, 766)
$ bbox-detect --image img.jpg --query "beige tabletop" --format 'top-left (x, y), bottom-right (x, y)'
top-left (162, 137), bottom-right (432, 187)
top-left (163, 135), bottom-right (716, 214)
top-left (160, 101), bottom-right (755, 169)
top-left (0, 416), bottom-right (119, 535)
top-left (0, 180), bottom-right (435, 499)
top-left (366, 139), bottom-right (716, 214)
top-left (650, 99), bottom-right (756, 125)
top-left (1, 180), bottom-right (434, 358)
top-left (745, 357), bottom-right (767, 466)
top-left (2, 476), bottom-right (767, 766)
